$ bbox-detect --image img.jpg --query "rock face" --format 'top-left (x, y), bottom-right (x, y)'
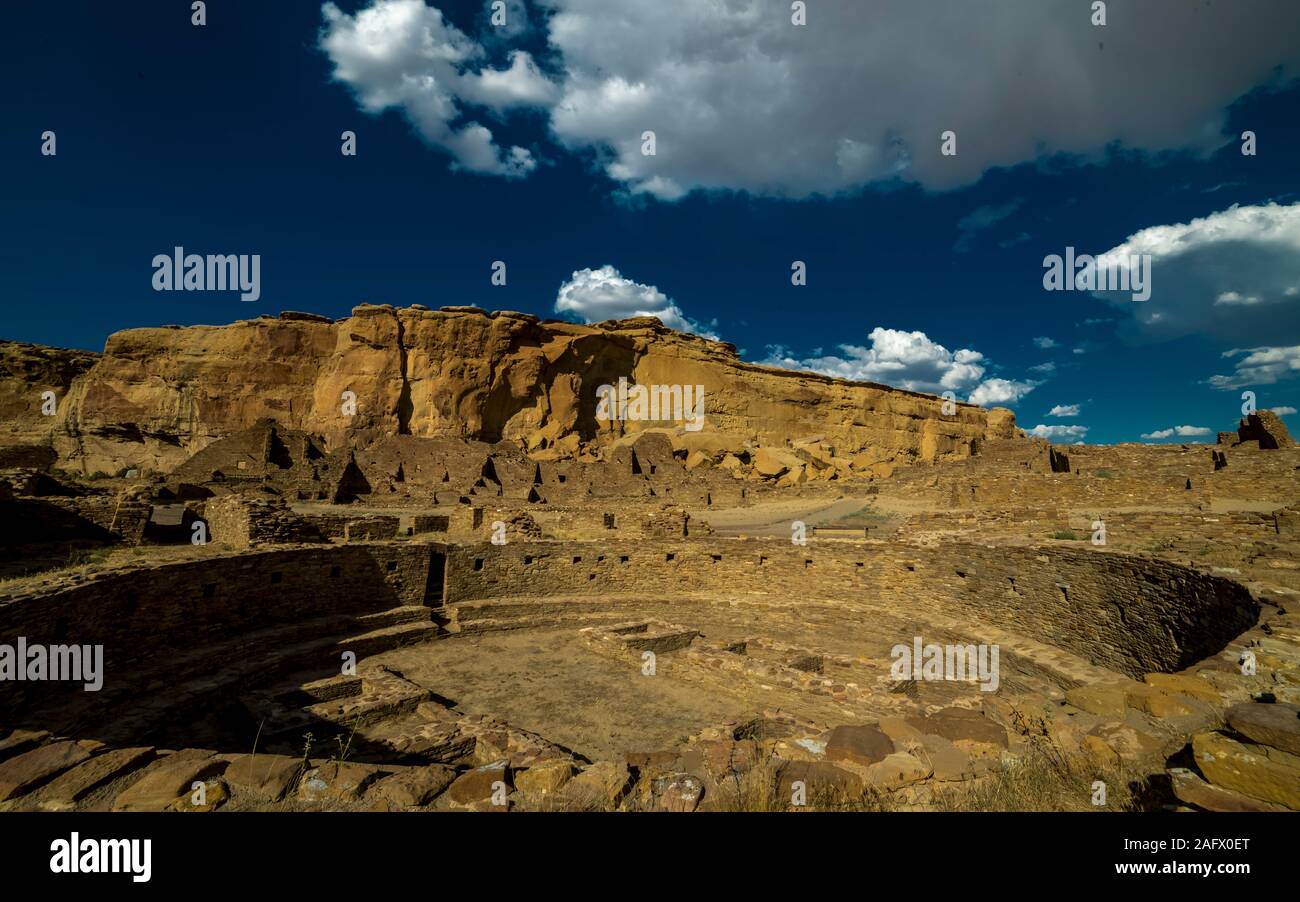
top-left (10, 307), bottom-right (1019, 474)
top-left (0, 340), bottom-right (99, 468)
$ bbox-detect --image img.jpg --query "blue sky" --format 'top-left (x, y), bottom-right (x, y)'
top-left (3, 0), bottom-right (1299, 444)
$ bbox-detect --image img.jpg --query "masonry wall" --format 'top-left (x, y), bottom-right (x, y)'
top-left (443, 538), bottom-right (1257, 677)
top-left (0, 542), bottom-right (443, 717)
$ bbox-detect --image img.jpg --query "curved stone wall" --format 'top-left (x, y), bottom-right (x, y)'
top-left (0, 543), bottom-right (444, 724)
top-left (443, 539), bottom-right (1259, 677)
top-left (0, 537), bottom-right (1258, 732)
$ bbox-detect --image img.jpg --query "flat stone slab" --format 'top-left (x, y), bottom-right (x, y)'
top-left (367, 764), bottom-right (457, 807)
top-left (514, 759), bottom-right (574, 796)
top-left (0, 729), bottom-right (52, 762)
top-left (1192, 731), bottom-right (1300, 810)
top-left (1064, 684), bottom-right (1127, 717)
top-left (1144, 673), bottom-right (1220, 704)
top-left (826, 724), bottom-right (894, 767)
top-left (0, 740), bottom-right (92, 801)
top-left (647, 773), bottom-right (704, 812)
top-left (907, 707), bottom-right (1007, 749)
top-left (1169, 767), bottom-right (1288, 812)
top-left (39, 747), bottom-right (154, 806)
top-left (915, 734), bottom-right (974, 782)
top-left (774, 759), bottom-right (864, 805)
top-left (557, 761), bottom-right (628, 809)
top-left (298, 761), bottom-right (386, 803)
top-left (445, 761), bottom-right (511, 808)
top-left (223, 754), bottom-right (305, 802)
top-left (1225, 702), bottom-right (1300, 756)
top-left (865, 752), bottom-right (932, 790)
top-left (112, 752), bottom-right (228, 811)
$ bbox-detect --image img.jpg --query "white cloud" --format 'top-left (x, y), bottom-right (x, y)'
top-left (539, 0), bottom-right (1300, 199)
top-left (1207, 345), bottom-right (1300, 390)
top-left (1025, 424), bottom-right (1089, 442)
top-left (1093, 202), bottom-right (1300, 344)
top-left (968, 379), bottom-right (1039, 407)
top-left (1215, 291), bottom-right (1263, 306)
top-left (554, 265), bottom-right (717, 338)
top-left (1140, 425), bottom-right (1213, 440)
top-left (1028, 362), bottom-right (1057, 374)
top-left (319, 0), bottom-right (555, 177)
top-left (1048, 404), bottom-right (1080, 417)
top-left (758, 327), bottom-right (1036, 407)
top-left (1033, 337), bottom-right (1058, 350)
top-left (323, 2), bottom-right (1300, 200)
top-left (1272, 406), bottom-right (1296, 416)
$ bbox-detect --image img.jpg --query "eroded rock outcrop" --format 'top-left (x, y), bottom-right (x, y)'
top-left (11, 306), bottom-right (1019, 474)
top-left (0, 340), bottom-right (99, 468)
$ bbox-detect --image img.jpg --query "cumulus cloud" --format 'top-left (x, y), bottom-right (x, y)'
top-left (1033, 337), bottom-right (1058, 350)
top-left (758, 327), bottom-right (1037, 407)
top-left (319, 0), bottom-right (556, 177)
top-left (1206, 345), bottom-right (1300, 390)
top-left (1140, 425), bottom-right (1213, 440)
top-left (1272, 406), bottom-right (1297, 416)
top-left (968, 379), bottom-right (1039, 407)
top-left (540, 0), bottom-right (1300, 199)
top-left (1025, 424), bottom-right (1089, 442)
top-left (1092, 202), bottom-right (1300, 344)
top-left (554, 265), bottom-right (717, 338)
top-left (1048, 404), bottom-right (1080, 417)
top-left (323, 1), bottom-right (1300, 199)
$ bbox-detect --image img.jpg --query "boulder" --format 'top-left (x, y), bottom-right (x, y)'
top-left (222, 753), bottom-right (305, 802)
top-left (514, 759), bottom-right (574, 796)
top-left (367, 764), bottom-right (458, 807)
top-left (444, 761), bottom-right (511, 808)
top-left (297, 761), bottom-right (386, 803)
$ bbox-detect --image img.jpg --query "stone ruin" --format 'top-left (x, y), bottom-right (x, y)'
top-left (1, 318), bottom-right (1298, 814)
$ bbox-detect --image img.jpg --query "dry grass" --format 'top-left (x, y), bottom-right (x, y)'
top-left (931, 710), bottom-right (1148, 812)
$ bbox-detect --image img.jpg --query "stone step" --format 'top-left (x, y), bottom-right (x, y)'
top-left (74, 617), bottom-right (444, 745)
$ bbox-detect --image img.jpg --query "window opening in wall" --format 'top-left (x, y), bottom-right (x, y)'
top-left (473, 558), bottom-right (484, 572)
top-left (271, 571), bottom-right (282, 584)
top-left (329, 566), bottom-right (342, 578)
top-left (386, 560), bottom-right (398, 571)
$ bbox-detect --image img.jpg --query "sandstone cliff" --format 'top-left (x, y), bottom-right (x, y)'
top-left (0, 339), bottom-right (100, 468)
top-left (8, 306), bottom-right (1021, 474)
